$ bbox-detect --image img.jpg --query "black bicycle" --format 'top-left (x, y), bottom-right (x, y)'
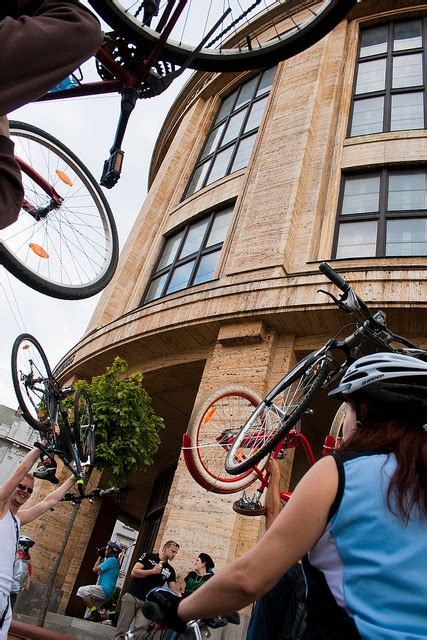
top-left (11, 333), bottom-right (95, 495)
top-left (224, 262), bottom-right (425, 475)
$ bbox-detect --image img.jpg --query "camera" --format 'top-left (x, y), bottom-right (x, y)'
top-left (96, 546), bottom-right (106, 558)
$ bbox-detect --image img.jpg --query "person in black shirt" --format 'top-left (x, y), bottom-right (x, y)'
top-left (114, 540), bottom-right (179, 639)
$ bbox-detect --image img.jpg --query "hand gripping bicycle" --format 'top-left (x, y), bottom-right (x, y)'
top-left (11, 333), bottom-right (96, 496)
top-left (132, 587), bottom-right (240, 640)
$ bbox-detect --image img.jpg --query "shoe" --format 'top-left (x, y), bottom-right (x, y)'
top-left (86, 610), bottom-right (101, 622)
top-left (33, 464), bottom-right (59, 484)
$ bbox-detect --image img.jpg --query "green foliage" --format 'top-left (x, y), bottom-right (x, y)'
top-left (72, 358), bottom-right (163, 486)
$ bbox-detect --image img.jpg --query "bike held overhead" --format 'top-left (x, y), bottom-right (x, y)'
top-left (11, 333), bottom-right (96, 496)
top-left (143, 353), bottom-right (427, 639)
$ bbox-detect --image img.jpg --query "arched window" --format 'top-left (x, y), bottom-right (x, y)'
top-left (185, 67), bottom-right (276, 197)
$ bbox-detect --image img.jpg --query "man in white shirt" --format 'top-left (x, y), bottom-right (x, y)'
top-left (0, 443), bottom-right (75, 639)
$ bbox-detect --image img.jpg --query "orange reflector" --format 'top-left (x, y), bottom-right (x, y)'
top-left (202, 406), bottom-right (217, 424)
top-left (56, 170), bottom-right (73, 186)
top-left (29, 243), bottom-right (49, 259)
top-left (236, 448), bottom-right (245, 461)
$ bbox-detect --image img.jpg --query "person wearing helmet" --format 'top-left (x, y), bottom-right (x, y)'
top-left (76, 540), bottom-right (121, 622)
top-left (10, 537), bottom-right (35, 610)
top-left (155, 353), bottom-right (427, 640)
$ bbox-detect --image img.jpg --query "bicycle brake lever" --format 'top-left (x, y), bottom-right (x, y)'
top-left (318, 289), bottom-right (342, 306)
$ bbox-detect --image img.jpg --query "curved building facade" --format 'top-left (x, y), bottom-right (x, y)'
top-left (31, 0), bottom-right (427, 617)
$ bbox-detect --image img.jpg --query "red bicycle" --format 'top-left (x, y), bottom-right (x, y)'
top-left (183, 385), bottom-right (345, 513)
top-left (1, 1), bottom-right (356, 299)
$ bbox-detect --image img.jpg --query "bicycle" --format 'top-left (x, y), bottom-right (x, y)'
top-left (183, 262), bottom-right (425, 493)
top-left (11, 333), bottom-right (96, 496)
top-left (183, 388), bottom-right (345, 513)
top-left (0, 1), bottom-right (356, 299)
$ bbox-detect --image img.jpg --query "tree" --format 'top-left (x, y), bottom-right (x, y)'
top-left (73, 357), bottom-right (164, 486)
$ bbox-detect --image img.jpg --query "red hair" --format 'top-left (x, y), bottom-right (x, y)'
top-left (340, 395), bottom-right (427, 522)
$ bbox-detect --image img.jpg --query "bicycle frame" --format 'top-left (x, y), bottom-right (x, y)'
top-left (16, 156), bottom-right (63, 219)
top-left (36, 383), bottom-right (88, 495)
top-left (34, 0), bottom-right (230, 188)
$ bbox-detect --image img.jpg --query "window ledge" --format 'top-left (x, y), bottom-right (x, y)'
top-left (344, 130), bottom-right (427, 147)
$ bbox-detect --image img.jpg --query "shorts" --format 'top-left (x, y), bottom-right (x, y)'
top-left (76, 584), bottom-right (108, 608)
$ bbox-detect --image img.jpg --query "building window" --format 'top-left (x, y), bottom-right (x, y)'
top-left (350, 19), bottom-right (427, 136)
top-left (184, 67), bottom-right (276, 198)
top-left (143, 205), bottom-right (233, 303)
top-left (334, 169), bottom-right (427, 258)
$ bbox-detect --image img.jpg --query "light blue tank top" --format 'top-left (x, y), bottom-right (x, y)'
top-left (309, 453), bottom-right (427, 639)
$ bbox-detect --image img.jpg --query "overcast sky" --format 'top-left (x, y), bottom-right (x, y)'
top-left (0, 51), bottom-right (189, 409)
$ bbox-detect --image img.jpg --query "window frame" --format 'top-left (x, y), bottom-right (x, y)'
top-left (333, 168), bottom-right (427, 258)
top-left (183, 68), bottom-right (275, 199)
top-left (141, 203), bottom-right (235, 304)
top-left (349, 18), bottom-right (427, 137)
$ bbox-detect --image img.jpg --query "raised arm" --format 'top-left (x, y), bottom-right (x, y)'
top-left (19, 474), bottom-right (75, 525)
top-left (0, 445), bottom-right (41, 511)
top-left (264, 458), bottom-right (282, 530)
top-left (178, 455), bottom-right (339, 621)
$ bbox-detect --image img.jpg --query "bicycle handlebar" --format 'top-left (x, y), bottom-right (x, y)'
top-left (319, 262), bottom-right (350, 292)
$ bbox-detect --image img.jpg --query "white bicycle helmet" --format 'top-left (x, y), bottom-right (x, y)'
top-left (329, 352), bottom-right (427, 398)
top-left (18, 535), bottom-right (35, 549)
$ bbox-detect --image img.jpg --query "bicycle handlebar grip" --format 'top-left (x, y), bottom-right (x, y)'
top-left (319, 262), bottom-right (349, 292)
top-left (142, 602), bottom-right (165, 623)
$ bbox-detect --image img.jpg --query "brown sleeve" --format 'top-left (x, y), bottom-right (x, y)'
top-left (0, 0), bottom-right (102, 115)
top-left (0, 135), bottom-right (24, 229)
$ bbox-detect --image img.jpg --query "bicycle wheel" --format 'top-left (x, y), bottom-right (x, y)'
top-left (0, 121), bottom-right (119, 300)
top-left (225, 354), bottom-right (332, 474)
top-left (73, 388), bottom-right (96, 468)
top-left (184, 386), bottom-right (269, 493)
top-left (11, 333), bottom-right (54, 431)
top-left (90, 0), bottom-right (356, 72)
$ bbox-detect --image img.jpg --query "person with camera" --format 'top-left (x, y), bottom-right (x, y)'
top-left (76, 540), bottom-right (122, 622)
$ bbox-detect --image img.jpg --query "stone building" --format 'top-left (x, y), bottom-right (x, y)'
top-left (28, 0), bottom-right (426, 622)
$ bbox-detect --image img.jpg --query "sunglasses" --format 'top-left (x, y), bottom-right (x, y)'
top-left (17, 484), bottom-right (33, 495)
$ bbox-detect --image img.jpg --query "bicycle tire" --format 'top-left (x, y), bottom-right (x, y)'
top-left (11, 333), bottom-right (54, 431)
top-left (184, 386), bottom-right (269, 493)
top-left (225, 355), bottom-right (333, 474)
top-left (89, 0), bottom-right (356, 72)
top-left (73, 388), bottom-right (96, 469)
top-left (1, 122), bottom-right (119, 300)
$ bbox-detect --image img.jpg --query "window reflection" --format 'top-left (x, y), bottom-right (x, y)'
top-left (185, 67), bottom-right (275, 198)
top-left (142, 206), bottom-right (234, 303)
top-left (351, 19), bottom-right (426, 135)
top-left (335, 170), bottom-right (427, 258)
